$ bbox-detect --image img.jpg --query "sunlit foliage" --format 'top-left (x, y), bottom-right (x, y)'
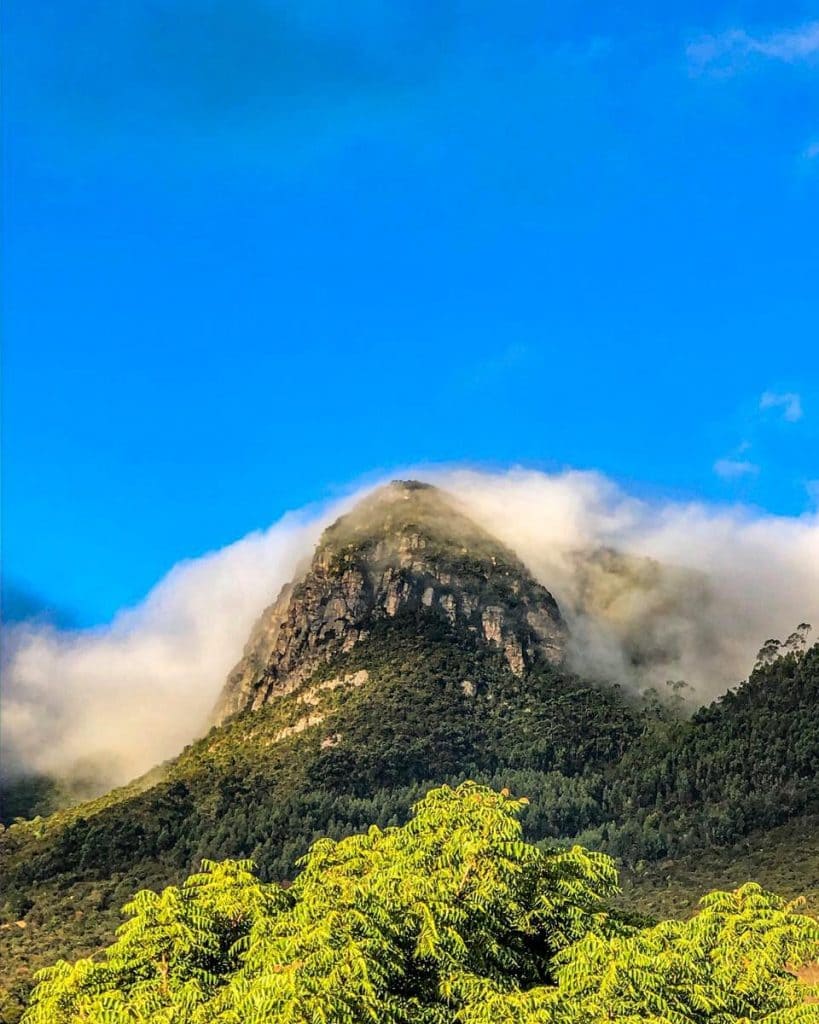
top-left (23, 783), bottom-right (819, 1024)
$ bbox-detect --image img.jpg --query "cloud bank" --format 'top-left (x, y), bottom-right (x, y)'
top-left (0, 496), bottom-right (356, 788)
top-left (2, 467), bottom-right (818, 792)
top-left (440, 469), bottom-right (818, 701)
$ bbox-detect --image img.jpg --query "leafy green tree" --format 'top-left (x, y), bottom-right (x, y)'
top-left (23, 859), bottom-right (286, 1024)
top-left (22, 783), bottom-right (819, 1024)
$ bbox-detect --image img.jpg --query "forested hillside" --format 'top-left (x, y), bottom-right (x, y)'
top-left (2, 627), bottom-right (817, 1021)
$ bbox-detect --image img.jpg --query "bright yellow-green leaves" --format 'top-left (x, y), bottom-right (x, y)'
top-left (548, 883), bottom-right (819, 1024)
top-left (23, 859), bottom-right (285, 1024)
top-left (22, 784), bottom-right (819, 1024)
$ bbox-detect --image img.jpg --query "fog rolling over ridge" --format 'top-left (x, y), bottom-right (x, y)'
top-left (2, 467), bottom-right (817, 791)
top-left (443, 469), bottom-right (818, 697)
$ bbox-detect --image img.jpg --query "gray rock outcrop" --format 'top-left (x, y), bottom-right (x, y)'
top-left (213, 480), bottom-right (566, 722)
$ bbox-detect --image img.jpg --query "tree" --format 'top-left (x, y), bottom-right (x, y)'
top-left (23, 783), bottom-right (819, 1024)
top-left (784, 624), bottom-right (813, 657)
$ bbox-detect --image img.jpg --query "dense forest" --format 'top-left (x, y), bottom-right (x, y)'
top-left (1, 619), bottom-right (817, 1021)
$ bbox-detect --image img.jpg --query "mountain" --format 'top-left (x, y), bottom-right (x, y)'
top-left (1, 481), bottom-right (817, 1022)
top-left (216, 480), bottom-right (566, 720)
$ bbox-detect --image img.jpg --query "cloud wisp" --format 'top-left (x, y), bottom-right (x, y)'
top-left (713, 457), bottom-right (759, 480)
top-left (2, 467), bottom-right (818, 792)
top-left (712, 390), bottom-right (806, 484)
top-left (760, 390), bottom-right (804, 422)
top-left (688, 20), bottom-right (819, 74)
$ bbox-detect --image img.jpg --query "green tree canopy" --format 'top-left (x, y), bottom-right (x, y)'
top-left (23, 783), bottom-right (819, 1024)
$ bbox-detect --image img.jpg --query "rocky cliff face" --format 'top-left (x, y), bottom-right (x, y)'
top-left (213, 480), bottom-right (566, 722)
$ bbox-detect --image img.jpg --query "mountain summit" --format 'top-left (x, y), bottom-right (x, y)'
top-left (214, 480), bottom-right (566, 722)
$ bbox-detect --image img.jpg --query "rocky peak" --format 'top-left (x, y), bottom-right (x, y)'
top-left (213, 480), bottom-right (566, 722)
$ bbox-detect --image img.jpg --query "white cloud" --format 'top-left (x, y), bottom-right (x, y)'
top-left (760, 390), bottom-right (804, 422)
top-left (441, 467), bottom-right (819, 702)
top-left (688, 20), bottom-right (819, 73)
top-left (2, 467), bottom-right (818, 791)
top-left (0, 495), bottom-right (360, 788)
top-left (713, 457), bottom-right (759, 479)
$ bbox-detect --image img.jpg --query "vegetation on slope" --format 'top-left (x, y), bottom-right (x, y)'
top-left (1, 628), bottom-right (817, 1021)
top-left (620, 811), bottom-right (819, 920)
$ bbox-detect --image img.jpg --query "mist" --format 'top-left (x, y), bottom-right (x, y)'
top-left (441, 468), bottom-right (819, 699)
top-left (0, 495), bottom-right (357, 790)
top-left (2, 466), bottom-right (817, 792)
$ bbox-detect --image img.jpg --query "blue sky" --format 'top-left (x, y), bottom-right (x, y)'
top-left (2, 0), bottom-right (818, 627)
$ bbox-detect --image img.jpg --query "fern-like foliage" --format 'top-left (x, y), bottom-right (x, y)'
top-left (22, 785), bottom-right (819, 1024)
